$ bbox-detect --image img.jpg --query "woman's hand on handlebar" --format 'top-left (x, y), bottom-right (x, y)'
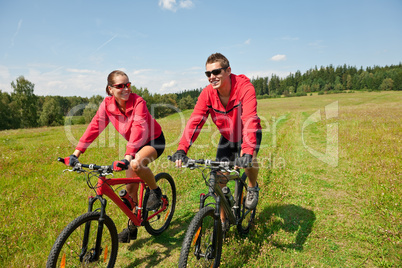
top-left (63, 155), bottom-right (80, 167)
top-left (112, 159), bottom-right (130, 171)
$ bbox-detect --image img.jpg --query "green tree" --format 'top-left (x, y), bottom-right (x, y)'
top-left (11, 76), bottom-right (39, 128)
top-left (39, 97), bottom-right (64, 126)
top-left (83, 103), bottom-right (99, 124)
top-left (378, 78), bottom-right (394, 91)
top-left (346, 75), bottom-right (353, 91)
top-left (0, 91), bottom-right (20, 130)
top-left (178, 95), bottom-right (194, 110)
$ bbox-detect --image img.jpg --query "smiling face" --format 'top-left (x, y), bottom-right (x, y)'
top-left (108, 74), bottom-right (131, 105)
top-left (206, 62), bottom-right (231, 91)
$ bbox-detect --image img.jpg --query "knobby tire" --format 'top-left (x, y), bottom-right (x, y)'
top-left (46, 211), bottom-right (118, 268)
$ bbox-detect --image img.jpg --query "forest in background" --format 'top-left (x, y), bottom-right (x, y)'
top-left (0, 63), bottom-right (401, 131)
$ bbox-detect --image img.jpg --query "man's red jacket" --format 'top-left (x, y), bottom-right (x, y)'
top-left (178, 74), bottom-right (261, 155)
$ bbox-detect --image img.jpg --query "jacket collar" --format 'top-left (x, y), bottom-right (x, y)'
top-left (107, 93), bottom-right (135, 115)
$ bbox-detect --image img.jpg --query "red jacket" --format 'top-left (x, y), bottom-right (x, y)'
top-left (178, 74), bottom-right (261, 155)
top-left (76, 93), bottom-right (162, 156)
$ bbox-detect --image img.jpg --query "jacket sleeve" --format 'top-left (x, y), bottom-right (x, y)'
top-left (76, 101), bottom-right (110, 153)
top-left (177, 89), bottom-right (210, 153)
top-left (240, 82), bottom-right (261, 155)
top-left (125, 99), bottom-right (151, 156)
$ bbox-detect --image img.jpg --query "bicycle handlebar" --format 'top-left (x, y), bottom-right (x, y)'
top-left (57, 157), bottom-right (113, 173)
top-left (167, 155), bottom-right (235, 170)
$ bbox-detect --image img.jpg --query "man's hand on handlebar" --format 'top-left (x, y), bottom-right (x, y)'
top-left (234, 154), bottom-right (253, 168)
top-left (170, 150), bottom-right (188, 168)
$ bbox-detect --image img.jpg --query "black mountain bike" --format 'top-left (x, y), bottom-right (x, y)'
top-left (170, 157), bottom-right (257, 268)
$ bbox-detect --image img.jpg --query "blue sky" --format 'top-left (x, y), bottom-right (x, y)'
top-left (1, 0), bottom-right (401, 97)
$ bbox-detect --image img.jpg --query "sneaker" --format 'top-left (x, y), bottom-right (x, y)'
top-left (245, 184), bottom-right (259, 210)
top-left (146, 187), bottom-right (162, 211)
top-left (118, 225), bottom-right (138, 243)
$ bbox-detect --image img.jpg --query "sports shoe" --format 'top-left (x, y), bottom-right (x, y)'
top-left (118, 225), bottom-right (138, 243)
top-left (146, 187), bottom-right (162, 211)
top-left (245, 184), bottom-right (259, 210)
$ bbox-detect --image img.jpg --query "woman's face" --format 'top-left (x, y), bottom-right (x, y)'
top-left (108, 75), bottom-right (131, 103)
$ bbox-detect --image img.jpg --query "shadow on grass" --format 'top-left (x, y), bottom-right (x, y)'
top-left (220, 203), bottom-right (316, 267)
top-left (259, 204), bottom-right (316, 251)
top-left (123, 211), bottom-right (194, 268)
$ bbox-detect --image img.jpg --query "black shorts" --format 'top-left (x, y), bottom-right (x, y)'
top-left (216, 129), bottom-right (262, 161)
top-left (138, 132), bottom-right (166, 159)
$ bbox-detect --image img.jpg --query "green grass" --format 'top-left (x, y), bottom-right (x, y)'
top-left (1, 91), bottom-right (401, 267)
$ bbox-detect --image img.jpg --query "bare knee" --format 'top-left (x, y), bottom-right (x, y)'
top-left (130, 159), bottom-right (148, 175)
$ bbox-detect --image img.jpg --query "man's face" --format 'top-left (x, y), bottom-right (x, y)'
top-left (205, 62), bottom-right (231, 90)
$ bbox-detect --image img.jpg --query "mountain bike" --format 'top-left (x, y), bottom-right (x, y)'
top-left (170, 157), bottom-right (256, 268)
top-left (46, 158), bottom-right (176, 268)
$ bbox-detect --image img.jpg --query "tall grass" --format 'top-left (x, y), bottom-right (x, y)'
top-left (0, 91), bottom-right (400, 267)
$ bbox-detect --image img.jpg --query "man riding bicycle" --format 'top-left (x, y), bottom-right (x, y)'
top-left (172, 53), bottom-right (262, 227)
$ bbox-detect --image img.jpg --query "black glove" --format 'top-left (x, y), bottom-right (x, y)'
top-left (64, 154), bottom-right (79, 167)
top-left (234, 154), bottom-right (253, 168)
top-left (112, 159), bottom-right (130, 171)
top-left (171, 150), bottom-right (188, 164)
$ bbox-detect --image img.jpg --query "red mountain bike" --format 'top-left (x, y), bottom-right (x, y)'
top-left (46, 158), bottom-right (176, 268)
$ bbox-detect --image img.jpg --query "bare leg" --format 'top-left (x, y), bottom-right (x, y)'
top-left (244, 151), bottom-right (259, 188)
top-left (125, 146), bottom-right (158, 205)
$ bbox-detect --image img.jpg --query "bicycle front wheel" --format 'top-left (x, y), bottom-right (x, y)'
top-left (144, 172), bottom-right (176, 236)
top-left (236, 173), bottom-right (256, 235)
top-left (179, 206), bottom-right (222, 268)
top-left (47, 211), bottom-right (118, 268)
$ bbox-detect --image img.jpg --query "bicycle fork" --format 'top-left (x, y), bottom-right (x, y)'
top-left (80, 195), bottom-right (108, 262)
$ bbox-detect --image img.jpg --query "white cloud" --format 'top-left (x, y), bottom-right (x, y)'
top-left (271, 54), bottom-right (287, 61)
top-left (179, 0), bottom-right (194, 9)
top-left (133, 69), bottom-right (153, 75)
top-left (160, 80), bottom-right (178, 92)
top-left (159, 0), bottom-right (194, 12)
top-left (244, 39), bottom-right (251, 45)
top-left (66, 68), bottom-right (97, 74)
top-left (11, 20), bottom-right (23, 47)
top-left (246, 70), bottom-right (291, 80)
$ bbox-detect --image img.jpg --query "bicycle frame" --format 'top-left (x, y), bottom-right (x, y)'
top-left (199, 170), bottom-right (245, 226)
top-left (87, 175), bottom-right (168, 227)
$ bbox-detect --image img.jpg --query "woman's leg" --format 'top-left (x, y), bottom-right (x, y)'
top-left (130, 145), bottom-right (158, 189)
top-left (125, 168), bottom-right (139, 206)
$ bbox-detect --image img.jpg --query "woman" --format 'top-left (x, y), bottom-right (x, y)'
top-left (65, 70), bottom-right (165, 243)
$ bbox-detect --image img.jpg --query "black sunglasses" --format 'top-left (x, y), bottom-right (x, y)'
top-left (205, 67), bottom-right (228, 77)
top-left (111, 82), bottom-right (131, 89)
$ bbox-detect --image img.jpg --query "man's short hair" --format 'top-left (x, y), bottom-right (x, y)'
top-left (206, 53), bottom-right (230, 69)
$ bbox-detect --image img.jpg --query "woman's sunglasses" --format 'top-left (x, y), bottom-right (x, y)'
top-left (111, 82), bottom-right (131, 89)
top-left (205, 67), bottom-right (228, 77)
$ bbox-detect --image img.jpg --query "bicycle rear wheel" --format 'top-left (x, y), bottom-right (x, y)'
top-left (179, 206), bottom-right (222, 268)
top-left (47, 211), bottom-right (118, 268)
top-left (144, 172), bottom-right (176, 236)
top-left (236, 173), bottom-right (256, 235)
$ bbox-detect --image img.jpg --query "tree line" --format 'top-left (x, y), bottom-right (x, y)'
top-left (0, 63), bottom-right (401, 131)
top-left (0, 77), bottom-right (199, 130)
top-left (251, 63), bottom-right (402, 98)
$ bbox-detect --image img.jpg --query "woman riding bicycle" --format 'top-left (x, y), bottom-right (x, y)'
top-left (64, 70), bottom-right (165, 243)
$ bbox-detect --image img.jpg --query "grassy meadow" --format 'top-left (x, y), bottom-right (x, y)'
top-left (0, 91), bottom-right (401, 267)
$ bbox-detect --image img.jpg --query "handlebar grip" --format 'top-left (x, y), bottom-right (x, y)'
top-left (167, 155), bottom-right (173, 162)
top-left (57, 157), bottom-right (65, 163)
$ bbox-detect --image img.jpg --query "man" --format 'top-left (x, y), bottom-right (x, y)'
top-left (172, 53), bottom-right (262, 211)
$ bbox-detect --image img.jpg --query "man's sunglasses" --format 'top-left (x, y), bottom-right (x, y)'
top-left (111, 82), bottom-right (131, 89)
top-left (205, 67), bottom-right (228, 77)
